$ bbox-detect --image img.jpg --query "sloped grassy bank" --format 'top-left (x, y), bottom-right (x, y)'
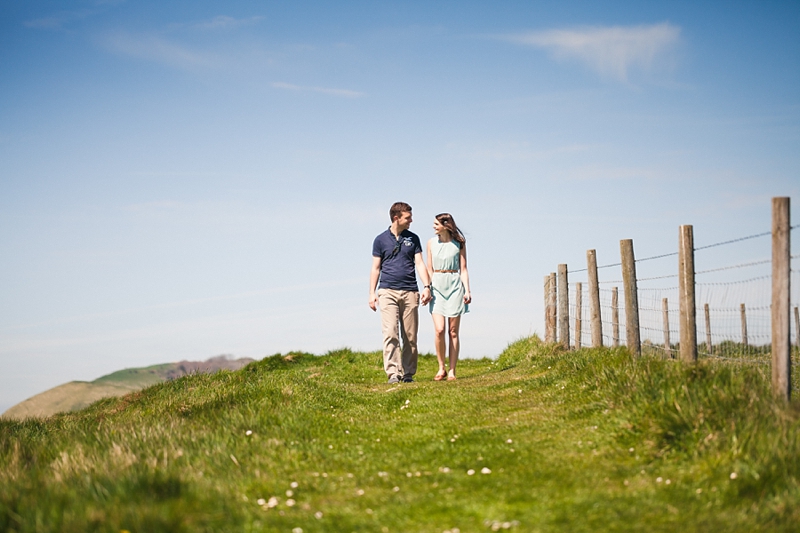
top-left (1, 338), bottom-right (798, 532)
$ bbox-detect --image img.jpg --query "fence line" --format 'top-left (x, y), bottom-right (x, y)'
top-left (549, 197), bottom-right (797, 401)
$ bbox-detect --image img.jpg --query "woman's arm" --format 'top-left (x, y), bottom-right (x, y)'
top-left (460, 243), bottom-right (471, 304)
top-left (426, 239), bottom-right (434, 281)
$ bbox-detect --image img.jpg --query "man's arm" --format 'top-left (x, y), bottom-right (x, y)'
top-left (368, 256), bottom-right (381, 311)
top-left (415, 252), bottom-right (432, 305)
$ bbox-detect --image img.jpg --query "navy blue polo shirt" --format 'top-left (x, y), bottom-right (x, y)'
top-left (372, 228), bottom-right (422, 291)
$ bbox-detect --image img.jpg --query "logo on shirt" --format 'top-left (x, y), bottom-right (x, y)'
top-left (403, 238), bottom-right (413, 246)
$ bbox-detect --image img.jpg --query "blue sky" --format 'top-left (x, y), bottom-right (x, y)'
top-left (1, 0), bottom-right (799, 413)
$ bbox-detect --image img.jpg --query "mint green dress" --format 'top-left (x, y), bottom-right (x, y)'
top-left (429, 239), bottom-right (469, 317)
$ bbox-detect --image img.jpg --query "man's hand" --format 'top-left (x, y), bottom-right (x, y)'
top-left (420, 287), bottom-right (431, 305)
top-left (369, 293), bottom-right (379, 311)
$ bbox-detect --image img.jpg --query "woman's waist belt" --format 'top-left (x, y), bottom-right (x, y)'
top-left (434, 269), bottom-right (458, 273)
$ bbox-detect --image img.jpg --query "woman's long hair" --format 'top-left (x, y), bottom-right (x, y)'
top-left (435, 213), bottom-right (466, 245)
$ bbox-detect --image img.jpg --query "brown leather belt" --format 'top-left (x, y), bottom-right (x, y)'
top-left (434, 269), bottom-right (458, 273)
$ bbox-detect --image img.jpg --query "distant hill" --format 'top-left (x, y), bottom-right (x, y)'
top-left (1, 355), bottom-right (254, 420)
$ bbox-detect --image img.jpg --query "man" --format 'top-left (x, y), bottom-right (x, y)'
top-left (369, 202), bottom-right (432, 384)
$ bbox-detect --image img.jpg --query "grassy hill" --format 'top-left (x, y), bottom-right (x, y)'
top-left (1, 337), bottom-right (798, 532)
top-left (2, 357), bottom-right (254, 420)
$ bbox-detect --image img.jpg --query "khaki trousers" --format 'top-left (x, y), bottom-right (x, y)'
top-left (378, 289), bottom-right (419, 379)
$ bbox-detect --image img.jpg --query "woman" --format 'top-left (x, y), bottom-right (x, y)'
top-left (427, 213), bottom-right (471, 381)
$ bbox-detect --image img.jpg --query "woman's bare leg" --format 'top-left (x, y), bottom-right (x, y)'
top-left (447, 315), bottom-right (462, 378)
top-left (432, 313), bottom-right (447, 377)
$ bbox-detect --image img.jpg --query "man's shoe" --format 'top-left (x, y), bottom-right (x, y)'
top-left (402, 376), bottom-right (414, 383)
top-left (388, 375), bottom-right (401, 384)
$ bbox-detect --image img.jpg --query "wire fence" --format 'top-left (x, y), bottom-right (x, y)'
top-left (547, 199), bottom-right (799, 397)
top-left (569, 252), bottom-right (800, 364)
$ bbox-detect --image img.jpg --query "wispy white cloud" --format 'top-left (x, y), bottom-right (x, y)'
top-left (101, 31), bottom-right (219, 70)
top-left (271, 82), bottom-right (365, 98)
top-left (24, 2), bottom-right (123, 29)
top-left (23, 17), bottom-right (65, 29)
top-left (193, 15), bottom-right (264, 30)
top-left (502, 23), bottom-right (681, 81)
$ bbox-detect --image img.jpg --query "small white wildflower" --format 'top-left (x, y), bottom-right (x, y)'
top-left (481, 467), bottom-right (492, 474)
top-left (629, 448), bottom-right (634, 452)
top-left (347, 473), bottom-right (354, 478)
top-left (345, 430), bottom-right (350, 434)
top-left (328, 445), bottom-right (333, 449)
top-left (267, 497), bottom-right (279, 508)
top-left (696, 488), bottom-right (702, 494)
top-left (322, 472), bottom-right (328, 477)
top-left (285, 498), bottom-right (296, 507)
top-left (378, 471), bottom-right (388, 477)
top-left (292, 528), bottom-right (302, 533)
top-left (467, 469), bottom-right (475, 476)
top-left (730, 472), bottom-right (738, 480)
top-left (356, 489), bottom-right (365, 496)
top-left (314, 511), bottom-right (323, 519)
top-left (257, 498), bottom-right (266, 505)
top-left (405, 399), bottom-right (410, 404)
top-left (286, 490), bottom-right (293, 497)
top-left (406, 472), bottom-right (412, 478)
top-left (376, 438), bottom-right (380, 442)
top-left (518, 389), bottom-right (522, 393)
top-left (290, 481), bottom-right (299, 488)
top-left (440, 466), bottom-right (451, 473)
top-left (450, 438), bottom-right (456, 442)
top-left (245, 430), bottom-right (253, 436)
top-left (415, 471), bottom-right (421, 477)
top-left (366, 508), bottom-right (373, 514)
top-left (502, 522), bottom-right (511, 529)
top-left (656, 477), bottom-right (663, 483)
top-left (665, 479), bottom-right (671, 485)
top-left (393, 486), bottom-right (400, 492)
top-left (624, 480), bottom-right (629, 486)
top-left (506, 439), bottom-right (513, 444)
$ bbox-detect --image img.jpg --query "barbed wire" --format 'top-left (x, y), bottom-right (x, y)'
top-left (568, 226), bottom-right (799, 274)
top-left (696, 274), bottom-right (771, 287)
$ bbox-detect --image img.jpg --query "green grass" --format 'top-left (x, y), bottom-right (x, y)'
top-left (1, 337), bottom-right (798, 532)
top-left (92, 363), bottom-right (177, 388)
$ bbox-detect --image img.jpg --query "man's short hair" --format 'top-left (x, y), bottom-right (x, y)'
top-left (389, 202), bottom-right (412, 221)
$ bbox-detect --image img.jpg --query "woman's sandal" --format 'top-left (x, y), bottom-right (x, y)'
top-left (434, 369), bottom-right (447, 381)
top-left (447, 369), bottom-right (457, 381)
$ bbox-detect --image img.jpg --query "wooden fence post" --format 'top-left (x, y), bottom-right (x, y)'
top-left (558, 264), bottom-right (570, 350)
top-left (544, 275), bottom-right (553, 343)
top-left (662, 298), bottom-right (671, 359)
top-left (587, 249), bottom-right (603, 347)
top-left (772, 196), bottom-right (791, 401)
top-left (612, 287), bottom-right (620, 348)
top-left (620, 239), bottom-right (640, 357)
top-left (794, 306), bottom-right (800, 349)
top-left (548, 273), bottom-right (557, 343)
top-left (704, 303), bottom-right (712, 356)
top-left (740, 303), bottom-right (749, 348)
top-left (575, 282), bottom-right (583, 350)
top-left (678, 225), bottom-right (698, 362)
